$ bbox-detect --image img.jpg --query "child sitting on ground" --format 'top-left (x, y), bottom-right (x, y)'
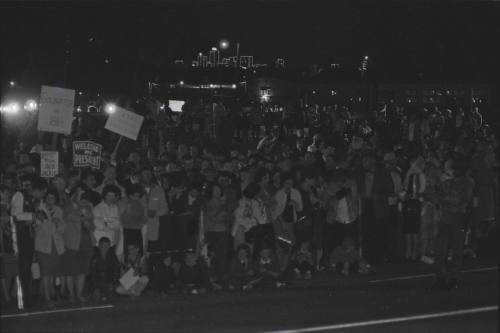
top-left (228, 244), bottom-right (255, 290)
top-left (116, 243), bottom-right (149, 296)
top-left (329, 237), bottom-right (371, 275)
top-left (290, 241), bottom-right (314, 279)
top-left (247, 246), bottom-right (283, 289)
top-left (156, 254), bottom-right (177, 295)
top-left (89, 237), bottom-right (121, 301)
top-left (177, 251), bottom-right (209, 294)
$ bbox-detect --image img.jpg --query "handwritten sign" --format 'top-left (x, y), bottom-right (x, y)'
top-left (104, 106), bottom-right (144, 141)
top-left (40, 151), bottom-right (59, 178)
top-left (73, 141), bottom-right (102, 169)
top-left (37, 86), bottom-right (75, 134)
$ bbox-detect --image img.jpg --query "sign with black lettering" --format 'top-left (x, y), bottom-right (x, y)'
top-left (37, 86), bottom-right (75, 134)
top-left (40, 151), bottom-right (59, 178)
top-left (73, 141), bottom-right (102, 169)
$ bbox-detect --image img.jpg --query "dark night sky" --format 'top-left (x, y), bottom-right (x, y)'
top-left (1, 0), bottom-right (500, 92)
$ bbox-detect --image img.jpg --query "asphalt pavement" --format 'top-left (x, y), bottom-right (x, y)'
top-left (1, 259), bottom-right (498, 333)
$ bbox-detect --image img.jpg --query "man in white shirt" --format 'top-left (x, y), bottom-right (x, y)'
top-left (10, 175), bottom-right (48, 306)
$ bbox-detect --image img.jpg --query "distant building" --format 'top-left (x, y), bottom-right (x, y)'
top-left (275, 58), bottom-right (285, 68)
top-left (201, 56), bottom-right (208, 68)
top-left (377, 83), bottom-right (491, 110)
top-left (209, 48), bottom-right (220, 68)
top-left (229, 56), bottom-right (238, 68)
top-left (174, 59), bottom-right (184, 65)
top-left (192, 61), bottom-right (199, 67)
top-left (240, 56), bottom-right (254, 68)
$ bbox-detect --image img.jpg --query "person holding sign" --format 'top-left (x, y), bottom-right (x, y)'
top-left (93, 185), bottom-right (124, 258)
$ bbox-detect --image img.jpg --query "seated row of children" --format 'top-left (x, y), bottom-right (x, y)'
top-left (90, 233), bottom-right (370, 300)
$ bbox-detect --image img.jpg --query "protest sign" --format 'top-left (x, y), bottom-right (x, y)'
top-left (72, 141), bottom-right (102, 169)
top-left (37, 86), bottom-right (75, 135)
top-left (40, 151), bottom-right (59, 178)
top-left (104, 106), bottom-right (144, 141)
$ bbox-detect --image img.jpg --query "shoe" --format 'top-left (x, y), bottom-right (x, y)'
top-left (304, 271), bottom-right (312, 280)
top-left (294, 269), bottom-right (302, 279)
top-left (276, 281), bottom-right (286, 288)
top-left (446, 278), bottom-right (459, 290)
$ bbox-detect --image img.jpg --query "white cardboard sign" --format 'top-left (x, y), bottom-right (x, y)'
top-left (104, 106), bottom-right (144, 141)
top-left (40, 151), bottom-right (59, 178)
top-left (37, 86), bottom-right (75, 135)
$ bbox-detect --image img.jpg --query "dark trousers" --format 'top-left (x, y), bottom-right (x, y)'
top-left (205, 232), bottom-right (230, 281)
top-left (17, 226), bottom-right (34, 304)
top-left (123, 229), bottom-right (143, 255)
top-left (334, 220), bottom-right (359, 250)
top-left (435, 211), bottom-right (465, 280)
top-left (386, 206), bottom-right (403, 262)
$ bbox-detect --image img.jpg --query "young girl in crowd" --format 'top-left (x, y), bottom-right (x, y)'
top-left (291, 241), bottom-right (314, 279)
top-left (228, 244), bottom-right (255, 290)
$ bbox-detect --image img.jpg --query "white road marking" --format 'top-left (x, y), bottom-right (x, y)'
top-left (1, 304), bottom-right (114, 318)
top-left (369, 266), bottom-right (497, 283)
top-left (258, 306), bottom-right (498, 333)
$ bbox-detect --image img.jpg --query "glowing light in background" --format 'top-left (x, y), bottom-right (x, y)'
top-left (24, 100), bottom-right (38, 112)
top-left (104, 103), bottom-right (116, 114)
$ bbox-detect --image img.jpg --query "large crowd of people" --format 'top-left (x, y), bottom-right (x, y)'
top-left (0, 99), bottom-right (498, 308)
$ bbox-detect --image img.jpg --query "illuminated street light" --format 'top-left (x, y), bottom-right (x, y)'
top-left (104, 103), bottom-right (116, 114)
top-left (180, 81), bottom-right (184, 85)
top-left (211, 47), bottom-right (217, 51)
top-left (24, 99), bottom-right (38, 112)
top-left (0, 102), bottom-right (20, 114)
top-left (231, 84), bottom-right (237, 89)
top-left (9, 81), bottom-right (15, 87)
top-left (219, 40), bottom-right (229, 50)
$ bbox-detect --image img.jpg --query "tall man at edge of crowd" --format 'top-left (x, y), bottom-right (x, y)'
top-left (10, 176), bottom-right (48, 306)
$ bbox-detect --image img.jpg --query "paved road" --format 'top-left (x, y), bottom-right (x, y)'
top-left (2, 260), bottom-right (497, 333)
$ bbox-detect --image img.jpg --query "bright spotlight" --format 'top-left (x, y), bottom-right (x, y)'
top-left (1, 102), bottom-right (20, 114)
top-left (231, 84), bottom-right (237, 89)
top-left (105, 103), bottom-right (117, 114)
top-left (211, 47), bottom-right (218, 51)
top-left (364, 56), bottom-right (369, 60)
top-left (219, 40), bottom-right (229, 50)
top-left (9, 81), bottom-right (15, 87)
top-left (180, 81), bottom-right (184, 85)
top-left (24, 99), bottom-right (38, 112)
